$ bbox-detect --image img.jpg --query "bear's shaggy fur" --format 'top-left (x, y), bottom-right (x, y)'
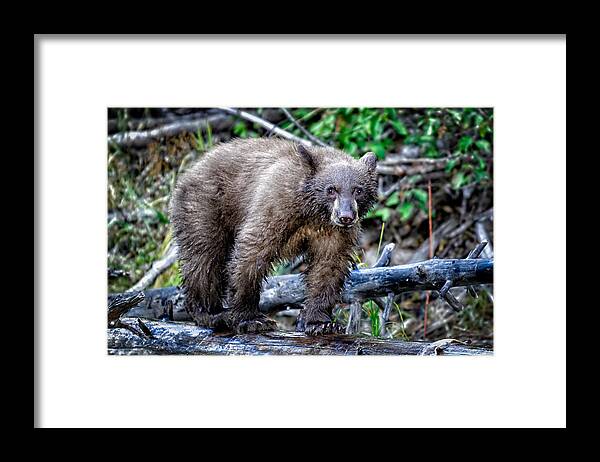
top-left (169, 137), bottom-right (377, 335)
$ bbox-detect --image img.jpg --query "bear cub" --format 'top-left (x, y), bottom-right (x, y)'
top-left (169, 137), bottom-right (378, 335)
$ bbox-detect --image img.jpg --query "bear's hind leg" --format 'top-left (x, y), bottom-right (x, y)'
top-left (178, 231), bottom-right (232, 329)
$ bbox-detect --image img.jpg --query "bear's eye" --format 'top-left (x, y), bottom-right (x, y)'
top-left (326, 186), bottom-right (337, 196)
top-left (354, 187), bottom-right (363, 195)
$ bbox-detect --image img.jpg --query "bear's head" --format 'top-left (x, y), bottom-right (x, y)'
top-left (298, 144), bottom-right (378, 229)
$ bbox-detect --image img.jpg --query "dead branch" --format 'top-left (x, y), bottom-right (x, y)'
top-left (379, 292), bottom-right (395, 338)
top-left (219, 108), bottom-right (312, 146)
top-left (372, 243), bottom-right (396, 268)
top-left (108, 111), bottom-right (217, 134)
top-left (107, 319), bottom-right (492, 356)
top-left (345, 302), bottom-right (362, 335)
top-left (109, 255), bottom-right (493, 322)
top-left (127, 243), bottom-right (178, 293)
top-left (409, 218), bottom-right (459, 263)
top-left (280, 108), bottom-right (330, 147)
top-left (108, 291), bottom-right (146, 326)
top-left (475, 221), bottom-right (494, 259)
top-left (107, 114), bottom-right (232, 148)
top-left (407, 208), bottom-right (493, 265)
top-left (378, 154), bottom-right (457, 166)
top-left (446, 208), bottom-right (494, 240)
top-left (108, 268), bottom-right (128, 279)
top-left (108, 291), bottom-right (155, 339)
top-left (375, 163), bottom-right (446, 177)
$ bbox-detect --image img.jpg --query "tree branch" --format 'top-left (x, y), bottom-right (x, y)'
top-left (107, 114), bottom-right (232, 148)
top-left (108, 319), bottom-right (492, 356)
top-left (109, 256), bottom-right (493, 322)
top-left (280, 108), bottom-right (330, 147)
top-left (127, 244), bottom-right (178, 293)
top-left (219, 108), bottom-right (312, 146)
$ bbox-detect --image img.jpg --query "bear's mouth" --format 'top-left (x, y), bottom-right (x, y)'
top-left (332, 219), bottom-right (357, 228)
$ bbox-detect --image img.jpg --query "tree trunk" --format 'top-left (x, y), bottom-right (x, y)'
top-left (108, 257), bottom-right (493, 321)
top-left (108, 320), bottom-right (492, 356)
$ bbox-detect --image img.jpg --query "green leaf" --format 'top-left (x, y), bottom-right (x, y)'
top-left (472, 152), bottom-right (487, 170)
top-left (368, 117), bottom-right (377, 138)
top-left (389, 118), bottom-right (408, 136)
top-left (425, 146), bottom-right (439, 158)
top-left (473, 170), bottom-right (490, 182)
top-left (479, 122), bottom-right (492, 138)
top-left (458, 136), bottom-right (473, 153)
top-left (474, 114), bottom-right (484, 127)
top-left (384, 108), bottom-right (396, 119)
top-left (425, 118), bottom-right (439, 136)
top-left (447, 109), bottom-right (462, 124)
top-left (346, 143), bottom-right (358, 157)
top-left (398, 202), bottom-right (414, 221)
top-left (451, 171), bottom-right (472, 189)
top-left (452, 171), bottom-right (466, 189)
top-left (155, 210), bottom-right (169, 224)
top-left (475, 139), bottom-right (491, 154)
top-left (366, 207), bottom-right (392, 222)
top-left (385, 191), bottom-right (400, 207)
top-left (445, 158), bottom-right (458, 172)
top-left (368, 142), bottom-right (386, 159)
top-left (377, 208), bottom-right (392, 222)
top-left (233, 121), bottom-right (247, 137)
top-left (410, 188), bottom-right (428, 206)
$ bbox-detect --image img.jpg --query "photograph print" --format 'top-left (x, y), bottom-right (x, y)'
top-left (107, 107), bottom-right (494, 356)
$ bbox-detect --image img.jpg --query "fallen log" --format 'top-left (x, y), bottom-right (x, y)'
top-left (109, 257), bottom-right (493, 322)
top-left (107, 113), bottom-right (233, 148)
top-left (107, 320), bottom-right (491, 356)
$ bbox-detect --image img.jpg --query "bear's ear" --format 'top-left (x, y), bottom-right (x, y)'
top-left (360, 151), bottom-right (377, 172)
top-left (297, 143), bottom-right (317, 172)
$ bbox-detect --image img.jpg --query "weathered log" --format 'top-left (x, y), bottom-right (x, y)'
top-left (107, 114), bottom-right (233, 148)
top-left (108, 291), bottom-right (145, 325)
top-left (109, 257), bottom-right (493, 322)
top-left (108, 111), bottom-right (213, 134)
top-left (107, 320), bottom-right (491, 356)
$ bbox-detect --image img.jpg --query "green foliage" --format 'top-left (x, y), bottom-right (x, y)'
top-left (366, 186), bottom-right (431, 224)
top-left (456, 292), bottom-right (494, 335)
top-left (193, 124), bottom-right (214, 152)
top-left (392, 302), bottom-right (410, 341)
top-left (444, 108), bottom-right (493, 190)
top-left (366, 206), bottom-right (392, 223)
top-left (154, 259), bottom-right (182, 288)
top-left (116, 109), bottom-right (129, 132)
top-left (351, 251), bottom-right (368, 269)
top-left (193, 127), bottom-right (205, 151)
top-left (376, 222), bottom-right (385, 259)
top-left (346, 108), bottom-right (494, 225)
top-left (363, 300), bottom-right (381, 337)
top-left (304, 108), bottom-right (396, 159)
top-left (233, 121), bottom-right (248, 137)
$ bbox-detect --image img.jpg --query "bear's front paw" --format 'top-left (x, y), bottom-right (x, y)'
top-left (304, 322), bottom-right (345, 336)
top-left (235, 314), bottom-right (278, 334)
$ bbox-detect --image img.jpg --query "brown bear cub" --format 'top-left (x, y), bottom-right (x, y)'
top-left (169, 137), bottom-right (378, 335)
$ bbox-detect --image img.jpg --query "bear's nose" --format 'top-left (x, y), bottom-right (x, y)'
top-left (338, 214), bottom-right (354, 225)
